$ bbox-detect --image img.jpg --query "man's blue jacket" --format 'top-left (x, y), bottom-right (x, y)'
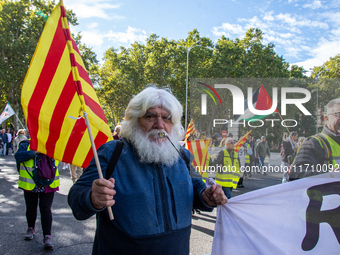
top-left (68, 138), bottom-right (213, 255)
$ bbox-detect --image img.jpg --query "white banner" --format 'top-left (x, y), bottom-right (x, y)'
top-left (212, 172), bottom-right (340, 255)
top-left (0, 102), bottom-right (15, 125)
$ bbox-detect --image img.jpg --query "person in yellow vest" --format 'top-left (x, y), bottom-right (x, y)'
top-left (289, 98), bottom-right (340, 180)
top-left (214, 137), bottom-right (241, 198)
top-left (238, 141), bottom-right (253, 187)
top-left (15, 140), bottom-right (60, 250)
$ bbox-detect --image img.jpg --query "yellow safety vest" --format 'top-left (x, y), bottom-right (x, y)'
top-left (245, 143), bottom-right (250, 164)
top-left (314, 134), bottom-right (340, 167)
top-left (215, 150), bottom-right (240, 189)
top-left (202, 153), bottom-right (210, 182)
top-left (18, 145), bottom-right (60, 191)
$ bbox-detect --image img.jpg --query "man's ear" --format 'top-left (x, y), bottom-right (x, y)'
top-left (324, 115), bottom-right (329, 123)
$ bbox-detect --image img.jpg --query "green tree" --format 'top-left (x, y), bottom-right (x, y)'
top-left (0, 0), bottom-right (98, 128)
top-left (312, 54), bottom-right (340, 128)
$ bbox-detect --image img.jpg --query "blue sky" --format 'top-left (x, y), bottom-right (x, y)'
top-left (63, 0), bottom-right (340, 73)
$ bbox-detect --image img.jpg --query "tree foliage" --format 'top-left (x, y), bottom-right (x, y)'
top-left (98, 28), bottom-right (301, 131)
top-left (0, 0), bottom-right (96, 129)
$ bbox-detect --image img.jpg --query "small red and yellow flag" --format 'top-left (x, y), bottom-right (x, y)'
top-left (186, 139), bottom-right (210, 176)
top-left (21, 1), bottom-right (112, 168)
top-left (185, 119), bottom-right (196, 141)
top-left (234, 131), bottom-right (252, 153)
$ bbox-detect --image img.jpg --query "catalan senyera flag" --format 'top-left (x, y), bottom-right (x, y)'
top-left (234, 130), bottom-right (252, 153)
top-left (185, 119), bottom-right (196, 140)
top-left (21, 1), bottom-right (112, 168)
top-left (186, 139), bottom-right (210, 176)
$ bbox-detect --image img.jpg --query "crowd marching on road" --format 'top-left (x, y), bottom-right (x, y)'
top-left (2, 91), bottom-right (340, 254)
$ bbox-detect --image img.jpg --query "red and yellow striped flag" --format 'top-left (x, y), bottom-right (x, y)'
top-left (186, 139), bottom-right (210, 176)
top-left (234, 131), bottom-right (252, 153)
top-left (185, 119), bottom-right (196, 140)
top-left (21, 1), bottom-right (112, 168)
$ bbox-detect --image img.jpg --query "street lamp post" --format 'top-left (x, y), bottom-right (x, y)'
top-left (185, 40), bottom-right (201, 131)
top-left (307, 68), bottom-right (319, 134)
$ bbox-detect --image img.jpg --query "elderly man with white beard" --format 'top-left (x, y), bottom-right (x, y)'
top-left (68, 86), bottom-right (228, 255)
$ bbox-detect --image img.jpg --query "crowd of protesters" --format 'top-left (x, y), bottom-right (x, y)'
top-left (0, 128), bottom-right (29, 156)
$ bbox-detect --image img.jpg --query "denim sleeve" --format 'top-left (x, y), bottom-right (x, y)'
top-left (14, 141), bottom-right (35, 163)
top-left (68, 141), bottom-right (116, 220)
top-left (192, 178), bottom-right (214, 212)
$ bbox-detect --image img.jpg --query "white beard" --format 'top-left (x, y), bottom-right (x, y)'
top-left (130, 128), bottom-right (181, 166)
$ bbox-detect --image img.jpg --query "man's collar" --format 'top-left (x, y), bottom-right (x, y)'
top-left (322, 125), bottom-right (340, 144)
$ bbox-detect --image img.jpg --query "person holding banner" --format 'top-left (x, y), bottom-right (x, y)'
top-left (68, 86), bottom-right (227, 255)
top-left (214, 137), bottom-right (241, 198)
top-left (290, 98), bottom-right (340, 180)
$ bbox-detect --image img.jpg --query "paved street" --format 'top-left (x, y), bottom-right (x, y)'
top-left (0, 153), bottom-right (283, 255)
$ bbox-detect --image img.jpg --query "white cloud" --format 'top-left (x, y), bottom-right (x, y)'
top-left (320, 11), bottom-right (340, 25)
top-left (81, 30), bottom-right (104, 47)
top-left (65, 2), bottom-right (122, 20)
top-left (211, 23), bottom-right (245, 37)
top-left (263, 11), bottom-right (275, 21)
top-left (105, 26), bottom-right (147, 44)
top-left (303, 0), bottom-right (323, 9)
top-left (242, 16), bottom-right (270, 30)
top-left (292, 37), bottom-right (340, 69)
top-left (275, 13), bottom-right (328, 29)
top-left (88, 23), bottom-right (99, 29)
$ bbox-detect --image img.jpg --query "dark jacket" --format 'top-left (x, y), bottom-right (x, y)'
top-left (281, 140), bottom-right (296, 163)
top-left (68, 138), bottom-right (212, 255)
top-left (289, 125), bottom-right (340, 180)
top-left (256, 142), bottom-right (270, 158)
top-left (1, 133), bottom-right (8, 144)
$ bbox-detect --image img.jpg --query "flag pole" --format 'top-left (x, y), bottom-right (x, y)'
top-left (277, 111), bottom-right (291, 133)
top-left (14, 113), bottom-right (26, 129)
top-left (83, 111), bottom-right (114, 220)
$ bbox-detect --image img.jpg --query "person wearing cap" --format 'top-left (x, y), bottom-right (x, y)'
top-left (256, 136), bottom-right (270, 175)
top-left (214, 137), bottom-right (241, 198)
top-left (68, 86), bottom-right (227, 254)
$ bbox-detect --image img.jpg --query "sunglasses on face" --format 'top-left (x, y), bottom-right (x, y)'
top-left (228, 141), bottom-right (235, 144)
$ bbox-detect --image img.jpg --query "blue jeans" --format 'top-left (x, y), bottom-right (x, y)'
top-left (259, 156), bottom-right (265, 173)
top-left (222, 187), bottom-right (233, 199)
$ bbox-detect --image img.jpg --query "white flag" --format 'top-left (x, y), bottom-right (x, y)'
top-left (0, 102), bottom-right (15, 124)
top-left (212, 172), bottom-right (340, 255)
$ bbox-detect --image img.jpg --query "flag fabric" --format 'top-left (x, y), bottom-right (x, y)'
top-left (212, 172), bottom-right (340, 255)
top-left (185, 119), bottom-right (196, 140)
top-left (0, 102), bottom-right (15, 125)
top-left (21, 1), bottom-right (112, 168)
top-left (234, 84), bottom-right (279, 122)
top-left (234, 130), bottom-right (252, 153)
top-left (186, 139), bottom-right (210, 175)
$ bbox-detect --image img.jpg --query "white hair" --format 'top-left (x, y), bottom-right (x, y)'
top-left (120, 86), bottom-right (184, 141)
top-left (326, 98), bottom-right (340, 114)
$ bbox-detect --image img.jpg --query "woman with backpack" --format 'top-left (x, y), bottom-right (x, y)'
top-left (15, 140), bottom-right (60, 250)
